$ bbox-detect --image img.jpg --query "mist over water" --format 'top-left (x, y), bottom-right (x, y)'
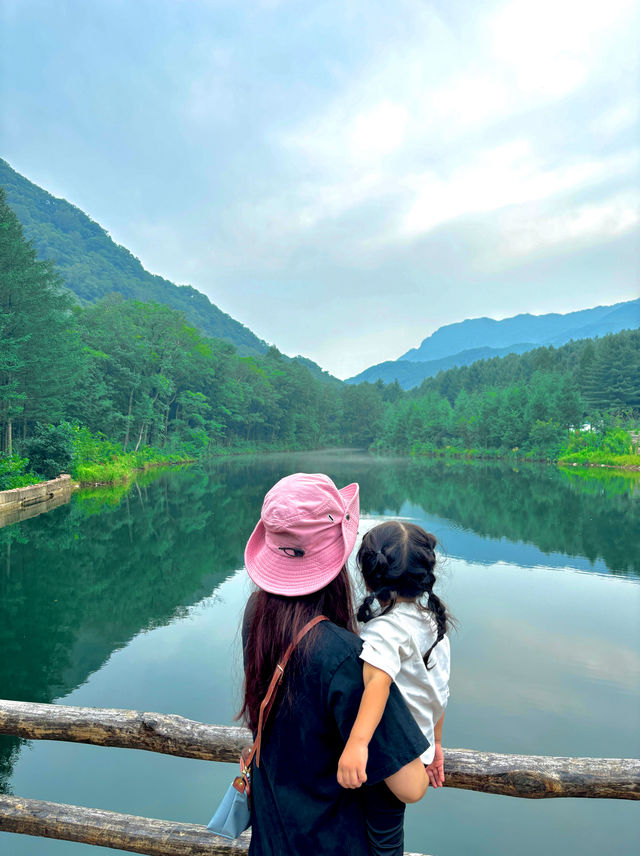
top-left (1, 452), bottom-right (638, 856)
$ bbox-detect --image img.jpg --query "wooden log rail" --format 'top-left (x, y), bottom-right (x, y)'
top-left (2, 700), bottom-right (638, 800)
top-left (0, 699), bottom-right (638, 856)
top-left (0, 796), bottom-right (429, 856)
top-left (0, 797), bottom-right (252, 856)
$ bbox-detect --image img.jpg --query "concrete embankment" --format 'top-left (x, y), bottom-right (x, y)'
top-left (0, 475), bottom-right (78, 527)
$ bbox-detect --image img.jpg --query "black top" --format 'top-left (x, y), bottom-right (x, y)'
top-left (246, 620), bottom-right (428, 856)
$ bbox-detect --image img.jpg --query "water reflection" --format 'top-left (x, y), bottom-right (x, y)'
top-left (208, 453), bottom-right (640, 575)
top-left (0, 465), bottom-right (255, 791)
top-left (0, 453), bottom-right (638, 793)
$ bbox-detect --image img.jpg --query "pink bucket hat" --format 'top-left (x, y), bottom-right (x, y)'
top-left (244, 472), bottom-right (360, 596)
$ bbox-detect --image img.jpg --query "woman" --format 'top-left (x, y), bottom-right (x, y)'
top-left (240, 472), bottom-right (428, 856)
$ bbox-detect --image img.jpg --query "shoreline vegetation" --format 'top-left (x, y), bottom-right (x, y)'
top-left (75, 456), bottom-right (197, 487)
top-left (404, 449), bottom-right (640, 471)
top-left (68, 443), bottom-right (640, 487)
top-left (73, 445), bottom-right (640, 484)
top-left (1, 404), bottom-right (639, 494)
top-left (2, 434), bottom-right (639, 500)
top-left (368, 423), bottom-right (640, 472)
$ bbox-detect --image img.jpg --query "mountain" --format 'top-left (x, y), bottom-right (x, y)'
top-left (544, 300), bottom-right (640, 345)
top-left (400, 300), bottom-right (639, 362)
top-left (291, 355), bottom-right (342, 386)
top-left (348, 299), bottom-right (640, 388)
top-left (0, 158), bottom-right (268, 357)
top-left (347, 343), bottom-right (536, 389)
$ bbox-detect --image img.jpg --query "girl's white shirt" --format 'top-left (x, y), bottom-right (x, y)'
top-left (359, 601), bottom-right (450, 765)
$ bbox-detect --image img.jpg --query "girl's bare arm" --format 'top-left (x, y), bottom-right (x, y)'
top-left (337, 662), bottom-right (391, 788)
top-left (425, 712), bottom-right (445, 787)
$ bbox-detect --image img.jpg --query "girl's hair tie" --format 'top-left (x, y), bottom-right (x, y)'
top-left (357, 593), bottom-right (377, 623)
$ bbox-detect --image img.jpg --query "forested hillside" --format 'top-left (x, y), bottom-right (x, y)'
top-left (0, 186), bottom-right (354, 484)
top-left (1, 186), bottom-right (638, 488)
top-left (371, 330), bottom-right (640, 458)
top-left (415, 333), bottom-right (640, 407)
top-left (0, 158), bottom-right (268, 356)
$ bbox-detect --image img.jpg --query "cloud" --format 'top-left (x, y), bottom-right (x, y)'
top-left (493, 194), bottom-right (639, 263)
top-left (594, 101), bottom-right (639, 139)
top-left (401, 146), bottom-right (638, 239)
top-left (287, 99), bottom-right (409, 169)
top-left (455, 613), bottom-right (640, 716)
top-left (260, 0), bottom-right (639, 272)
top-left (489, 0), bottom-right (636, 96)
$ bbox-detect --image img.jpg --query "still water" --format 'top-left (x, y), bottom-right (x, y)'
top-left (1, 452), bottom-right (639, 856)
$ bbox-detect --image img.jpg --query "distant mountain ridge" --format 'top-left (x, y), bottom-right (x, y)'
top-left (348, 343), bottom-right (537, 388)
top-left (348, 298), bottom-right (639, 388)
top-left (0, 158), bottom-right (268, 357)
top-left (400, 301), bottom-right (639, 362)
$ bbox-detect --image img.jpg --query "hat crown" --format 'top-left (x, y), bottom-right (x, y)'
top-left (262, 473), bottom-right (344, 530)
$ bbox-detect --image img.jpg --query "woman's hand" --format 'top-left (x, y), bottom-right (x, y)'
top-left (425, 743), bottom-right (445, 788)
top-left (337, 738), bottom-right (368, 788)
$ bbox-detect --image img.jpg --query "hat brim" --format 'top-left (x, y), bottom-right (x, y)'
top-left (244, 482), bottom-right (360, 596)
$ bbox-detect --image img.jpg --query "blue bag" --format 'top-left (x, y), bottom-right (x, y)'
top-left (207, 771), bottom-right (250, 839)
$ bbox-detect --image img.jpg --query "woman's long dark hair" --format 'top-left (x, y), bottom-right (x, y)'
top-left (238, 566), bottom-right (357, 732)
top-left (357, 521), bottom-right (452, 669)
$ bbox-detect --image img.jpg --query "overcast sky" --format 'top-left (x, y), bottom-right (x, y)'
top-left (1, 0), bottom-right (638, 378)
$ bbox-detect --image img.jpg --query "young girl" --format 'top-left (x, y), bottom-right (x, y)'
top-left (337, 521), bottom-right (451, 849)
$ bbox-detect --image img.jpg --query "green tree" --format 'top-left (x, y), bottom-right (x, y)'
top-left (340, 383), bottom-right (384, 447)
top-left (0, 189), bottom-right (77, 452)
top-left (22, 422), bottom-right (75, 479)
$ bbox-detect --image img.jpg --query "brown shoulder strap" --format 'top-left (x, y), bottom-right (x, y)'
top-left (246, 614), bottom-right (328, 769)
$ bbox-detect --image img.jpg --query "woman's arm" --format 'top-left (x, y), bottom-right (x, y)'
top-left (385, 757), bottom-right (429, 803)
top-left (337, 662), bottom-right (392, 788)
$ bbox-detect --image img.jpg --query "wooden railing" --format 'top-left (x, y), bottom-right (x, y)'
top-left (1, 700), bottom-right (638, 855)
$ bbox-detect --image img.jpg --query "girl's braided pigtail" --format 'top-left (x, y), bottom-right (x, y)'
top-left (357, 593), bottom-right (377, 623)
top-left (423, 590), bottom-right (448, 669)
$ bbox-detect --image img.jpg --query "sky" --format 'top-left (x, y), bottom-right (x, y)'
top-left (1, 0), bottom-right (638, 379)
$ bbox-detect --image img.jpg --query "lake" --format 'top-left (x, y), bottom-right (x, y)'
top-left (1, 451), bottom-right (639, 856)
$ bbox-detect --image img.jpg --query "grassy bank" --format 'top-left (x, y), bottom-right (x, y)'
top-left (72, 441), bottom-right (294, 486)
top-left (404, 446), bottom-right (640, 470)
top-left (70, 441), bottom-right (640, 483)
top-left (74, 449), bottom-right (196, 485)
top-left (68, 427), bottom-right (197, 485)
top-left (406, 445), bottom-right (553, 463)
top-left (71, 438), bottom-right (345, 486)
top-left (1, 430), bottom-right (338, 493)
top-left (557, 427), bottom-right (640, 470)
top-left (400, 427), bottom-right (640, 471)
top-left (0, 426), bottom-right (199, 491)
top-left (557, 452), bottom-right (640, 469)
